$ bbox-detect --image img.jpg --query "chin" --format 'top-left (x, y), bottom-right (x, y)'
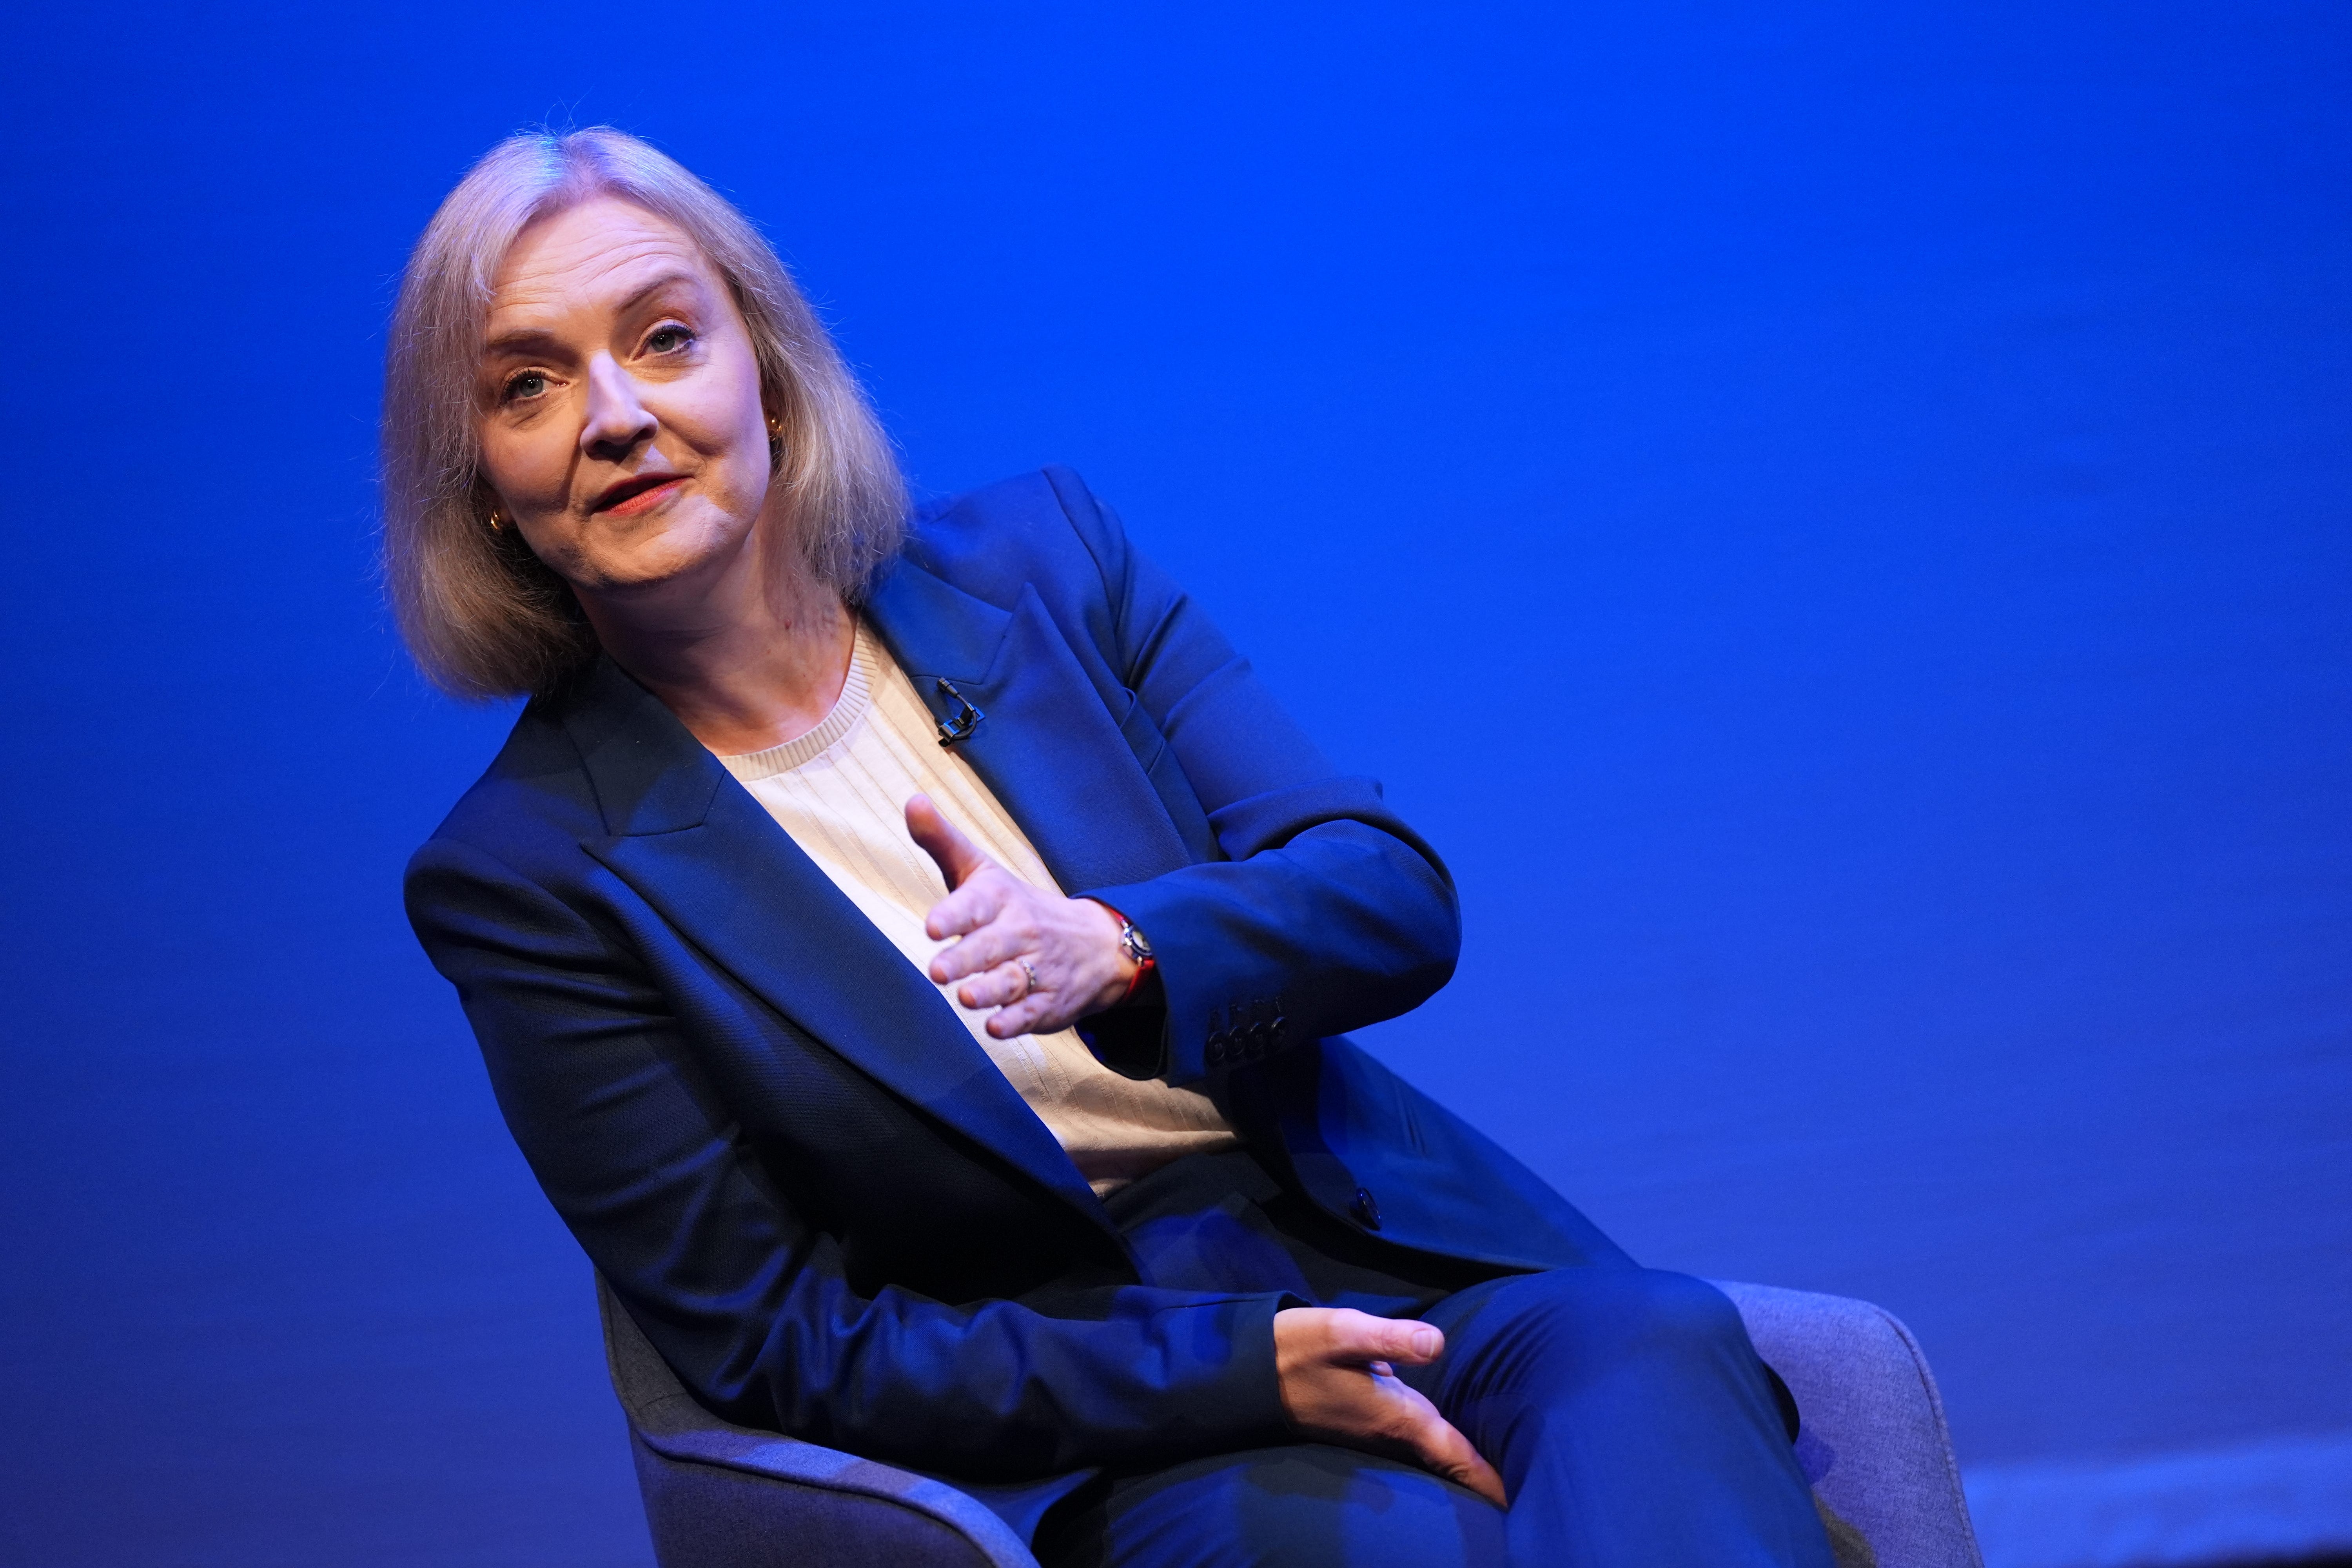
top-left (582, 514), bottom-right (749, 592)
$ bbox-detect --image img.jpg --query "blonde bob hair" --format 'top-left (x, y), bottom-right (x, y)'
top-left (381, 128), bottom-right (906, 699)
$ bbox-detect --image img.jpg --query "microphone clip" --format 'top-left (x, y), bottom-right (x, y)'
top-left (933, 678), bottom-right (984, 747)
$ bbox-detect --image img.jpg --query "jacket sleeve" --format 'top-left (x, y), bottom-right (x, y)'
top-left (405, 833), bottom-right (1293, 1479)
top-left (1044, 467), bottom-right (1463, 1088)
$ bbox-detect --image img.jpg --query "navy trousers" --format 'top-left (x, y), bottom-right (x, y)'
top-left (1034, 1152), bottom-right (1833, 1568)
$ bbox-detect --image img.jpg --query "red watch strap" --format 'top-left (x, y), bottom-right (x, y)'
top-left (1096, 901), bottom-right (1156, 1002)
top-left (1121, 951), bottom-right (1158, 1003)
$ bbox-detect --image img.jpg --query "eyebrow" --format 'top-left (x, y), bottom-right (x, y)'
top-left (480, 269), bottom-right (704, 358)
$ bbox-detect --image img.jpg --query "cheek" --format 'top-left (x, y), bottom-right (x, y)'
top-left (477, 424), bottom-right (572, 511)
top-left (672, 398), bottom-right (771, 514)
top-left (671, 346), bottom-right (772, 492)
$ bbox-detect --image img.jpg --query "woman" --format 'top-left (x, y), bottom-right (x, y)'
top-left (390, 127), bottom-right (1831, 1568)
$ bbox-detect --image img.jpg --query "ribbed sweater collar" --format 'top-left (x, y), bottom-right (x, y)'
top-left (713, 624), bottom-right (876, 782)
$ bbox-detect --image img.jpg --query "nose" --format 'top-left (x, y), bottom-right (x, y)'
top-left (580, 353), bottom-right (657, 463)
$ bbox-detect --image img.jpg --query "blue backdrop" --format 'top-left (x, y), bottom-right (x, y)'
top-left (2, 4), bottom-right (2345, 1564)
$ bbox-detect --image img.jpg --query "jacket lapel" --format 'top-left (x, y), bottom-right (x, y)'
top-left (864, 561), bottom-right (1196, 896)
top-left (559, 659), bottom-right (1118, 1240)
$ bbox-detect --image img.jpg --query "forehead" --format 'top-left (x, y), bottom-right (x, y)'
top-left (484, 196), bottom-right (720, 333)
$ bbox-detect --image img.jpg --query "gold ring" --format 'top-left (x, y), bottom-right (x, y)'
top-left (1017, 958), bottom-right (1039, 996)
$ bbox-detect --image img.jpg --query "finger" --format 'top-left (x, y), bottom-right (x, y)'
top-left (956, 959), bottom-right (1035, 1012)
top-left (1358, 1365), bottom-right (1503, 1507)
top-left (1410, 1414), bottom-right (1507, 1507)
top-left (926, 876), bottom-right (1014, 951)
top-left (985, 990), bottom-right (1065, 1039)
top-left (929, 903), bottom-right (1037, 982)
top-left (1330, 1312), bottom-right (1444, 1367)
top-left (905, 794), bottom-right (995, 893)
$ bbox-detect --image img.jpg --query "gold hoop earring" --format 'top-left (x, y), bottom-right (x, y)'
top-left (486, 508), bottom-right (507, 534)
top-left (766, 416), bottom-right (786, 472)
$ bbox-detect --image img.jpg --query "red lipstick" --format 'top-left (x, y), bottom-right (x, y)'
top-left (591, 472), bottom-right (688, 516)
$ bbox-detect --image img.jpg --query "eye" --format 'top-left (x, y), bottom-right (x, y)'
top-left (645, 323), bottom-right (696, 355)
top-left (501, 369), bottom-right (550, 404)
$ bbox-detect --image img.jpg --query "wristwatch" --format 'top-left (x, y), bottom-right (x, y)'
top-left (1105, 907), bottom-right (1156, 1000)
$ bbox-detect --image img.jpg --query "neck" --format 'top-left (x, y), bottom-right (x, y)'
top-left (576, 523), bottom-right (855, 757)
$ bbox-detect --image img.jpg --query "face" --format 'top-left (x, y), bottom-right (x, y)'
top-left (474, 196), bottom-right (774, 603)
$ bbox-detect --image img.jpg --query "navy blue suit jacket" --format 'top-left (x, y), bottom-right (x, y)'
top-left (405, 466), bottom-right (1625, 1488)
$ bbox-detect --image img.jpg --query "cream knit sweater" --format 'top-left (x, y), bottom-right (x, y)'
top-left (717, 623), bottom-right (1237, 1193)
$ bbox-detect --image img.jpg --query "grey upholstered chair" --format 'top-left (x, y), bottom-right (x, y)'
top-left (598, 1276), bottom-right (1984, 1568)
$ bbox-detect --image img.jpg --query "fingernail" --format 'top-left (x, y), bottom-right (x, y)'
top-left (1411, 1327), bottom-right (1440, 1358)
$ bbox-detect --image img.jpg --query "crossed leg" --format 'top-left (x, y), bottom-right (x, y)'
top-left (1039, 1267), bottom-right (1830, 1568)
top-left (1403, 1267), bottom-right (1832, 1567)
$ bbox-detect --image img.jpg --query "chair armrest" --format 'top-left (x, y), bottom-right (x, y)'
top-left (599, 1278), bottom-right (1042, 1568)
top-left (1713, 1279), bottom-right (1985, 1568)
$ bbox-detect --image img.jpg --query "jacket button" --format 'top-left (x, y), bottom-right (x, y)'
top-left (1350, 1187), bottom-right (1382, 1230)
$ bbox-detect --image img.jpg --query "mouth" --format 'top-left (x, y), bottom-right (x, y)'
top-left (590, 471), bottom-right (690, 517)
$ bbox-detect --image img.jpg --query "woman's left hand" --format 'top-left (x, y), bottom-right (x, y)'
top-left (907, 794), bottom-right (1138, 1037)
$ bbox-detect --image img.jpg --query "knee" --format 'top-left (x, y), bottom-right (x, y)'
top-left (1513, 1267), bottom-right (1752, 1362)
top-left (1621, 1268), bottom-right (1748, 1339)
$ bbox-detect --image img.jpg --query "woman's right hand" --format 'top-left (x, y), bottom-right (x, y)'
top-left (1272, 1307), bottom-right (1507, 1506)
